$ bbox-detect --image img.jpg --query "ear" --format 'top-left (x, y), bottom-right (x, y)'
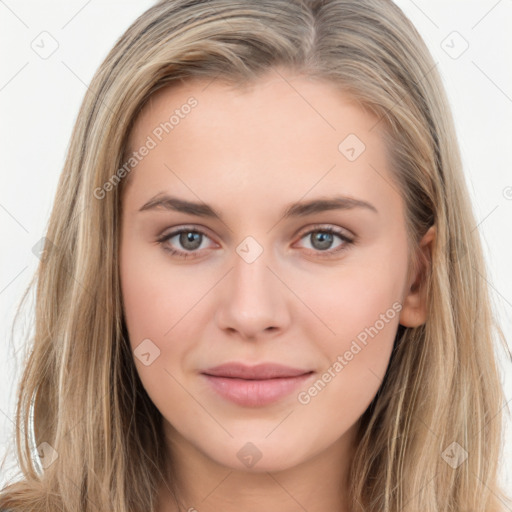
top-left (399, 225), bottom-right (436, 328)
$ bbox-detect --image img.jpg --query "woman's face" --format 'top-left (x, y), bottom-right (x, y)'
top-left (119, 70), bottom-right (429, 475)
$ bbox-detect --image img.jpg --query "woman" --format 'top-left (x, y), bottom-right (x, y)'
top-left (1, 0), bottom-right (510, 511)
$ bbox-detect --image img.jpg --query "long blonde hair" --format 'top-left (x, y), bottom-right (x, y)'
top-left (1, 0), bottom-right (510, 510)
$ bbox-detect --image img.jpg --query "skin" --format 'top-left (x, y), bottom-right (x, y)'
top-left (119, 68), bottom-right (435, 512)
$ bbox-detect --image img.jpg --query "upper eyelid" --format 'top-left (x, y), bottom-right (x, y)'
top-left (160, 225), bottom-right (217, 243)
top-left (296, 224), bottom-right (353, 239)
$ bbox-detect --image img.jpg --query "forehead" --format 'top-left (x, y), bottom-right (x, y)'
top-left (123, 71), bottom-right (399, 219)
top-left (128, 71), bottom-right (383, 153)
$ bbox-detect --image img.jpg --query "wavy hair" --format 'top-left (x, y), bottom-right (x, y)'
top-left (1, 0), bottom-right (510, 510)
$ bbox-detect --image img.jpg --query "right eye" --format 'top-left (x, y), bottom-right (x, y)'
top-left (156, 227), bottom-right (217, 259)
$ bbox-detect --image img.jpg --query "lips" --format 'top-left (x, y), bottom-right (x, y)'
top-left (201, 362), bottom-right (315, 407)
top-left (202, 362), bottom-right (312, 380)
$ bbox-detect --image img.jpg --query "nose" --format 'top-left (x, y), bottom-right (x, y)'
top-left (214, 243), bottom-right (291, 340)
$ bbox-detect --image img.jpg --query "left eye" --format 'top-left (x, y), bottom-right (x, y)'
top-left (157, 225), bottom-right (353, 259)
top-left (295, 226), bottom-right (353, 256)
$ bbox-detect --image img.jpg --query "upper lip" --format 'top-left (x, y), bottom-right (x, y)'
top-left (202, 363), bottom-right (313, 380)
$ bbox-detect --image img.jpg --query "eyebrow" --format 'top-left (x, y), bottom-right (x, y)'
top-left (138, 193), bottom-right (378, 220)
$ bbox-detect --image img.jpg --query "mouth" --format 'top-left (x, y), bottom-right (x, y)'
top-left (201, 363), bottom-right (315, 407)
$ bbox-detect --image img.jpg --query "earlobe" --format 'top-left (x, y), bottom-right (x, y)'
top-left (399, 225), bottom-right (436, 328)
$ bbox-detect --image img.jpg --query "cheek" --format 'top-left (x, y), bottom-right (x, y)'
top-left (120, 240), bottom-right (203, 346)
top-left (294, 250), bottom-right (405, 395)
top-left (120, 247), bottom-right (167, 345)
top-left (297, 257), bottom-right (405, 338)
top-left (119, 242), bottom-right (195, 411)
top-left (296, 270), bottom-right (401, 426)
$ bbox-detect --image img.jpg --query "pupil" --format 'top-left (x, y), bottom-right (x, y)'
top-left (180, 232), bottom-right (201, 250)
top-left (313, 232), bottom-right (333, 250)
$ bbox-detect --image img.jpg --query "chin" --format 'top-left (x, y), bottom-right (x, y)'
top-left (201, 435), bottom-right (314, 474)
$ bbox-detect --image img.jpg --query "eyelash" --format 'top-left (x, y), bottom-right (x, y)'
top-left (156, 224), bottom-right (354, 260)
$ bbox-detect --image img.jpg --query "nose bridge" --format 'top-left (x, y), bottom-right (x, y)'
top-left (215, 234), bottom-right (289, 337)
top-left (231, 234), bottom-right (277, 308)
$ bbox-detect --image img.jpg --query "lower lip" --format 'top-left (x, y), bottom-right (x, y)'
top-left (201, 372), bottom-right (314, 407)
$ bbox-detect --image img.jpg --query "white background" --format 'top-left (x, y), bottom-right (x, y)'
top-left (0, 0), bottom-right (511, 499)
